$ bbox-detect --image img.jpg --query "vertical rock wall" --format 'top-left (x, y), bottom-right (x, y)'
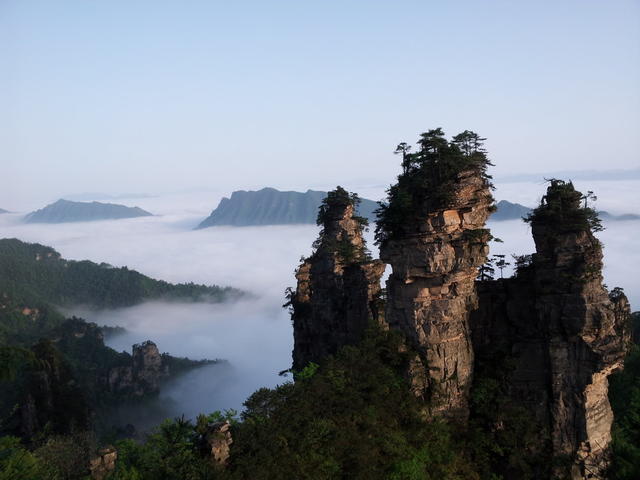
top-left (380, 169), bottom-right (493, 418)
top-left (470, 182), bottom-right (630, 479)
top-left (291, 190), bottom-right (385, 371)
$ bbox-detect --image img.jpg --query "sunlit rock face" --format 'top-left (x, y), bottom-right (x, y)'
top-left (380, 169), bottom-right (494, 419)
top-left (471, 181), bottom-right (630, 479)
top-left (291, 189), bottom-right (385, 371)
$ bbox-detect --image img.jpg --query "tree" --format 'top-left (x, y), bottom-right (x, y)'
top-left (394, 143), bottom-right (412, 174)
top-left (452, 130), bottom-right (487, 156)
top-left (477, 258), bottom-right (495, 282)
top-left (493, 255), bottom-right (511, 279)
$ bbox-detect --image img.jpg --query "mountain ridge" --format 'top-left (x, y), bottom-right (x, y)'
top-left (24, 199), bottom-right (153, 223)
top-left (197, 188), bottom-right (639, 228)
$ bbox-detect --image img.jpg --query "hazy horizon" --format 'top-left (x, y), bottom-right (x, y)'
top-left (1, 178), bottom-right (638, 421)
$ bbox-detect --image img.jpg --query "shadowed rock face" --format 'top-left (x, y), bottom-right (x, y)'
top-left (289, 161), bottom-right (628, 479)
top-left (291, 189), bottom-right (385, 371)
top-left (380, 169), bottom-right (494, 419)
top-left (108, 341), bottom-right (169, 396)
top-left (471, 181), bottom-right (630, 479)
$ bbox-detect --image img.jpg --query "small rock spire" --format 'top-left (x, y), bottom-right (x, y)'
top-left (290, 187), bottom-right (385, 371)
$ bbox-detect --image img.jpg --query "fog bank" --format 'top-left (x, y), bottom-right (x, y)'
top-left (1, 182), bottom-right (637, 426)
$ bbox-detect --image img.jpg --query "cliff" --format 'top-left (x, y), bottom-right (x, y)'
top-left (290, 187), bottom-right (385, 371)
top-left (24, 199), bottom-right (152, 223)
top-left (289, 130), bottom-right (630, 479)
top-left (470, 180), bottom-right (630, 479)
top-left (196, 187), bottom-right (379, 228)
top-left (377, 130), bottom-right (495, 419)
top-left (108, 341), bottom-right (169, 397)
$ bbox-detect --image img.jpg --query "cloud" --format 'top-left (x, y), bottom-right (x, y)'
top-left (0, 182), bottom-right (637, 427)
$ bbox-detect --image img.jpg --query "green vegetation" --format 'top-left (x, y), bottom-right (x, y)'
top-left (523, 179), bottom-right (603, 235)
top-left (0, 238), bottom-right (229, 458)
top-left (0, 238), bottom-right (240, 310)
top-left (469, 351), bottom-right (549, 479)
top-left (609, 312), bottom-right (640, 479)
top-left (375, 129), bottom-right (494, 245)
top-left (313, 186), bottom-right (372, 263)
top-left (101, 327), bottom-right (478, 480)
top-left (2, 314), bottom-right (637, 479)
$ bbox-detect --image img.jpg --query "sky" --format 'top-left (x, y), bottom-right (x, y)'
top-left (1, 1), bottom-right (639, 209)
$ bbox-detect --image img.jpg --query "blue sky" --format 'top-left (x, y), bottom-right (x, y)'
top-left (1, 1), bottom-right (639, 206)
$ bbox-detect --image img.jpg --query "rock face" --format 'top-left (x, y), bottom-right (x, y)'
top-left (89, 446), bottom-right (117, 480)
top-left (289, 136), bottom-right (629, 479)
top-left (380, 169), bottom-right (494, 419)
top-left (470, 181), bottom-right (630, 479)
top-left (291, 187), bottom-right (385, 371)
top-left (108, 341), bottom-right (169, 396)
top-left (204, 421), bottom-right (233, 465)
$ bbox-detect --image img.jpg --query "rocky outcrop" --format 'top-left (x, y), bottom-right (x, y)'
top-left (291, 187), bottom-right (385, 371)
top-left (108, 341), bottom-right (169, 396)
top-left (380, 168), bottom-right (494, 419)
top-left (50, 319), bottom-right (169, 397)
top-left (89, 446), bottom-right (117, 480)
top-left (288, 133), bottom-right (629, 479)
top-left (203, 421), bottom-right (233, 465)
top-left (470, 181), bottom-right (630, 479)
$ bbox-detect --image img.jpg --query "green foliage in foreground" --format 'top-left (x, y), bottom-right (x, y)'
top-left (609, 342), bottom-right (640, 480)
top-left (229, 328), bottom-right (477, 480)
top-left (3, 321), bottom-right (638, 479)
top-left (86, 329), bottom-right (479, 480)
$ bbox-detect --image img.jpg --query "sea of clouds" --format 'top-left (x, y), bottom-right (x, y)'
top-left (0, 178), bottom-right (638, 426)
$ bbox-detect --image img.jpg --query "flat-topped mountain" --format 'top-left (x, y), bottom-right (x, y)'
top-left (24, 199), bottom-right (153, 223)
top-left (197, 187), bottom-right (379, 228)
top-left (198, 190), bottom-right (637, 228)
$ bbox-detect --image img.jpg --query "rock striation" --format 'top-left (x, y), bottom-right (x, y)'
top-left (470, 180), bottom-right (630, 479)
top-left (289, 132), bottom-right (630, 479)
top-left (291, 187), bottom-right (385, 371)
top-left (380, 168), bottom-right (494, 419)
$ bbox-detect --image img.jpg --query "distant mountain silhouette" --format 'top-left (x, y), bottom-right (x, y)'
top-left (490, 200), bottom-right (639, 222)
top-left (197, 188), bottom-right (378, 228)
top-left (24, 199), bottom-right (153, 223)
top-left (198, 190), bottom-right (639, 228)
top-left (491, 200), bottom-right (533, 221)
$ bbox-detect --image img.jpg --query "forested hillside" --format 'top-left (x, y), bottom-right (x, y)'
top-left (0, 238), bottom-right (240, 310)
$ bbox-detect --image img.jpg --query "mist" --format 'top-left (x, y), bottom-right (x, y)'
top-left (0, 180), bottom-right (638, 427)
